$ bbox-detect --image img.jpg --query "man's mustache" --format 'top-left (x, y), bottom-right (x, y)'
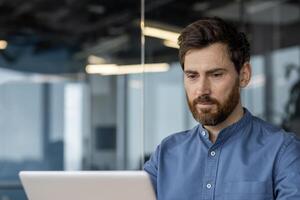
top-left (193, 95), bottom-right (218, 105)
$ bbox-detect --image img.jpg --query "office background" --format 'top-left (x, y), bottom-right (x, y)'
top-left (0, 0), bottom-right (299, 199)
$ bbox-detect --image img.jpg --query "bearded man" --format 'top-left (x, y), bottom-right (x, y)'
top-left (144, 17), bottom-right (300, 200)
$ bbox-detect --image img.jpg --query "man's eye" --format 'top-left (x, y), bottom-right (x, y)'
top-left (187, 74), bottom-right (197, 79)
top-left (212, 73), bottom-right (223, 77)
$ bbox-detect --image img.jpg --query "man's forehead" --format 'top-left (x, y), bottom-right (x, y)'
top-left (183, 44), bottom-right (234, 72)
top-left (185, 43), bottom-right (229, 55)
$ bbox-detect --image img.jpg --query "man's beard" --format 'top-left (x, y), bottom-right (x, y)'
top-left (187, 79), bottom-right (240, 126)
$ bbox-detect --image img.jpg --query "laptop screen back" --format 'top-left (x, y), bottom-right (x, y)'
top-left (19, 171), bottom-right (156, 200)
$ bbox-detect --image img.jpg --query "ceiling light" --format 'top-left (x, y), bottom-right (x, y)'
top-left (144, 27), bottom-right (180, 43)
top-left (163, 40), bottom-right (179, 49)
top-left (87, 55), bottom-right (106, 64)
top-left (0, 40), bottom-right (8, 49)
top-left (86, 64), bottom-right (118, 74)
top-left (86, 63), bottom-right (170, 75)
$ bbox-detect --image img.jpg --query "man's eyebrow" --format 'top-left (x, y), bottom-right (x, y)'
top-left (184, 68), bottom-right (227, 74)
top-left (206, 68), bottom-right (227, 74)
top-left (184, 70), bottom-right (198, 74)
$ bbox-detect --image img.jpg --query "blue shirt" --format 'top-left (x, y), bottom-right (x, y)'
top-left (144, 109), bottom-right (300, 200)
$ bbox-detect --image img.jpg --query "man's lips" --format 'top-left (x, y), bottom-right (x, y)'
top-left (198, 102), bottom-right (214, 105)
top-left (196, 103), bottom-right (215, 110)
top-left (195, 101), bottom-right (215, 105)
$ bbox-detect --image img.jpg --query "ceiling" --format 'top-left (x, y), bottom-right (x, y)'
top-left (0, 0), bottom-right (299, 73)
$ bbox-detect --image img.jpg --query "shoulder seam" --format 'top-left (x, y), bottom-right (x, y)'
top-left (274, 136), bottom-right (294, 174)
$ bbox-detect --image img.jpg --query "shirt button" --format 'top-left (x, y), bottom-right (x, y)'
top-left (201, 131), bottom-right (206, 136)
top-left (210, 151), bottom-right (216, 157)
top-left (206, 183), bottom-right (212, 189)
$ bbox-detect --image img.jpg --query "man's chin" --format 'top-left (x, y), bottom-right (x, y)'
top-left (198, 118), bottom-right (218, 126)
top-left (196, 113), bottom-right (220, 125)
top-left (197, 106), bottom-right (217, 114)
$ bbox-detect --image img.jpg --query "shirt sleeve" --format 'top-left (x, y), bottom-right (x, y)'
top-left (143, 145), bottom-right (161, 194)
top-left (274, 136), bottom-right (300, 199)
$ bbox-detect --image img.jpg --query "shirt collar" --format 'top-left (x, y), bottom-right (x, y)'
top-left (198, 108), bottom-right (252, 148)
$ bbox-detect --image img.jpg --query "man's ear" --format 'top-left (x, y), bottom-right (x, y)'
top-left (239, 62), bottom-right (251, 88)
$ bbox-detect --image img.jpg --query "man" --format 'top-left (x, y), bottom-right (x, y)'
top-left (144, 17), bottom-right (300, 200)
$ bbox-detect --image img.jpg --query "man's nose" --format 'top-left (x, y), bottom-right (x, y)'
top-left (196, 78), bottom-right (211, 96)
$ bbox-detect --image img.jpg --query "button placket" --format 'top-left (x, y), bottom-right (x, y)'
top-left (202, 147), bottom-right (220, 199)
top-left (210, 151), bottom-right (216, 157)
top-left (206, 183), bottom-right (212, 189)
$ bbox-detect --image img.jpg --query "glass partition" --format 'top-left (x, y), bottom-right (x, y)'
top-left (0, 0), bottom-right (142, 199)
top-left (143, 0), bottom-right (300, 155)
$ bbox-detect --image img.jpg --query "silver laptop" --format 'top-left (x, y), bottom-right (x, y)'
top-left (19, 171), bottom-right (156, 200)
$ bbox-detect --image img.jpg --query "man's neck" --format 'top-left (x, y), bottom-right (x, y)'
top-left (204, 102), bottom-right (244, 143)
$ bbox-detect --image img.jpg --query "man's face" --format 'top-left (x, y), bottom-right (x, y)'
top-left (183, 43), bottom-right (241, 126)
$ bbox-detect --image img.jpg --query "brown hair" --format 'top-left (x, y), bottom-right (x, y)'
top-left (178, 17), bottom-right (250, 72)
